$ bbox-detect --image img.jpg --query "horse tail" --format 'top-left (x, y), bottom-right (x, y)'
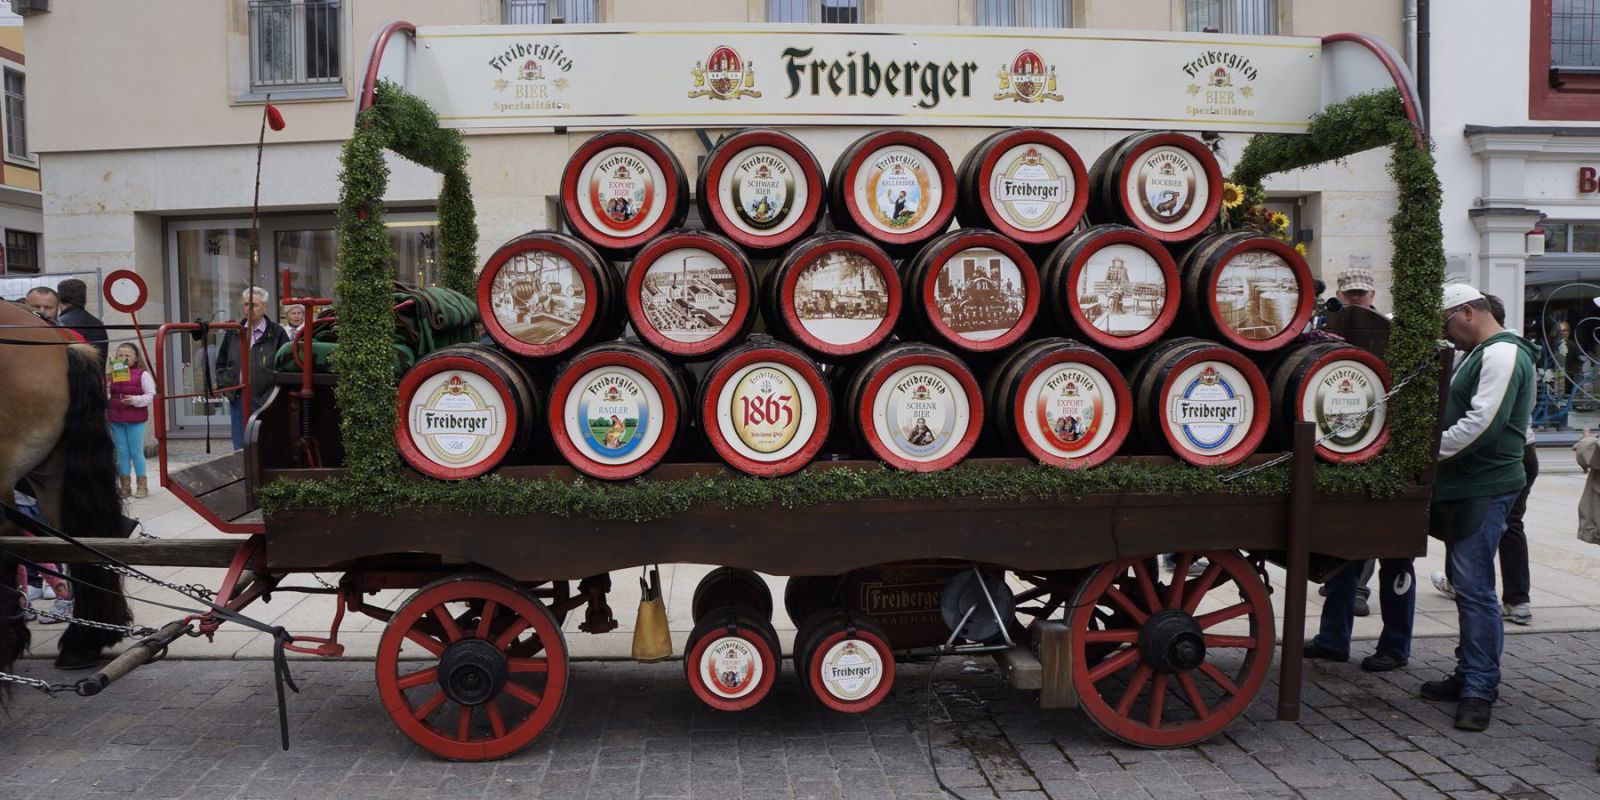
top-left (57, 344), bottom-right (133, 663)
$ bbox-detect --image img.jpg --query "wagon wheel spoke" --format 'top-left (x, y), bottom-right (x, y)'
top-left (1083, 628), bottom-right (1139, 644)
top-left (508, 657), bottom-right (549, 675)
top-left (1116, 665), bottom-right (1153, 717)
top-left (1131, 559), bottom-right (1163, 615)
top-left (1203, 634), bottom-right (1258, 649)
top-left (1087, 645), bottom-right (1141, 684)
top-left (396, 666), bottom-right (439, 691)
top-left (503, 680), bottom-right (544, 707)
top-left (494, 619), bottom-right (532, 650)
top-left (1176, 673), bottom-right (1210, 721)
top-left (456, 707), bottom-right (473, 742)
top-left (1147, 673), bottom-right (1168, 729)
top-left (1166, 554), bottom-right (1194, 608)
top-left (1199, 662), bottom-right (1241, 697)
top-left (1181, 562), bottom-right (1225, 615)
top-left (405, 628), bottom-right (447, 658)
top-left (476, 600), bottom-right (499, 640)
top-left (1102, 585), bottom-right (1149, 625)
top-left (1195, 602), bottom-right (1251, 630)
top-left (431, 605), bottom-right (464, 643)
top-left (486, 703), bottom-right (507, 739)
top-left (412, 690), bottom-right (447, 721)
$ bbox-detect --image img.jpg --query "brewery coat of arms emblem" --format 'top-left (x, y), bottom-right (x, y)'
top-left (994, 50), bottom-right (1063, 103)
top-left (689, 45), bottom-right (763, 100)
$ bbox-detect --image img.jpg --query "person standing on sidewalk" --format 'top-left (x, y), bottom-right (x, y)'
top-left (1431, 293), bottom-right (1537, 625)
top-left (107, 342), bottom-right (156, 499)
top-left (1423, 283), bottom-right (1537, 732)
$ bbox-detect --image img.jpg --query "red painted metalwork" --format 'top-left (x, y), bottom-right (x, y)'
top-left (1068, 550), bottom-right (1275, 748)
top-left (152, 321), bottom-right (262, 535)
top-left (375, 576), bottom-right (569, 761)
top-left (1321, 32), bottom-right (1427, 146)
top-left (358, 22), bottom-right (417, 116)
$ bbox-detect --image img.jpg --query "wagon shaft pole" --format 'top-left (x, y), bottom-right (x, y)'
top-left (1276, 421), bottom-right (1315, 721)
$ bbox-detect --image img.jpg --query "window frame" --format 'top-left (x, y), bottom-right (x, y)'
top-left (767, 0), bottom-right (863, 24)
top-left (244, 0), bottom-right (347, 99)
top-left (975, 0), bottom-right (1072, 28)
top-left (502, 0), bottom-right (603, 24)
top-left (1183, 0), bottom-right (1280, 36)
top-left (1532, 0), bottom-right (1600, 120)
top-left (4, 228), bottom-right (38, 274)
top-left (3, 67), bottom-right (28, 163)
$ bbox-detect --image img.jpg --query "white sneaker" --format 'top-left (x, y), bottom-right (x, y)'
top-left (25, 584), bottom-right (44, 602)
top-left (1503, 602), bottom-right (1533, 626)
top-left (1431, 570), bottom-right (1456, 600)
top-left (37, 597), bottom-right (71, 625)
top-left (41, 582), bottom-right (55, 600)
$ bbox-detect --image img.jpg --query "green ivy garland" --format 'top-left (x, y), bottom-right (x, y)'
top-left (262, 86), bottom-right (1439, 523)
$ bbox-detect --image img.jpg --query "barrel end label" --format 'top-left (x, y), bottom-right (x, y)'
top-left (1076, 244), bottom-right (1167, 338)
top-left (1215, 248), bottom-right (1301, 343)
top-left (933, 248), bottom-right (1026, 342)
top-left (795, 250), bottom-right (890, 346)
top-left (490, 251), bottom-right (587, 346)
top-left (640, 247), bottom-right (739, 343)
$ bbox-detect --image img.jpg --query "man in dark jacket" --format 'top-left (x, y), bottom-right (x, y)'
top-left (214, 286), bottom-right (289, 451)
top-left (56, 278), bottom-right (108, 358)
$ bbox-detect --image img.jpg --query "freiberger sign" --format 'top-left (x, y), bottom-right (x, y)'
top-left (411, 25), bottom-right (1323, 132)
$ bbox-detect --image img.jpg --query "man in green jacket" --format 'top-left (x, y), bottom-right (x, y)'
top-left (1422, 283), bottom-right (1536, 731)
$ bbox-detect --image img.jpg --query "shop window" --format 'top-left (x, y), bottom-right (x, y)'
top-left (1532, 1), bottom-right (1600, 120)
top-left (769, 0), bottom-right (860, 24)
top-left (1186, 0), bottom-right (1278, 35)
top-left (1525, 271), bottom-right (1600, 437)
top-left (1545, 222), bottom-right (1571, 253)
top-left (249, 0), bottom-right (341, 92)
top-left (503, 0), bottom-right (600, 23)
top-left (5, 229), bottom-right (37, 273)
top-left (977, 0), bottom-right (1070, 27)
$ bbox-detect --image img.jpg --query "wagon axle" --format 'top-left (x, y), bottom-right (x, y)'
top-left (1138, 609), bottom-right (1207, 674)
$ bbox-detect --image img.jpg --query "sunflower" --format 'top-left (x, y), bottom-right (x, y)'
top-left (1270, 211), bottom-right (1290, 231)
top-left (1221, 182), bottom-right (1245, 210)
top-left (1294, 242), bottom-right (1308, 256)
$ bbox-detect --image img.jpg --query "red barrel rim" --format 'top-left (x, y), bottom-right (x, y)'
top-left (1153, 345), bottom-right (1269, 468)
top-left (1201, 236), bottom-right (1315, 352)
top-left (396, 354), bottom-right (520, 480)
top-left (699, 129), bottom-right (826, 252)
top-left (1058, 227), bottom-right (1180, 351)
top-left (972, 129), bottom-right (1089, 246)
top-left (775, 236), bottom-right (903, 358)
top-left (853, 349), bottom-right (983, 472)
top-left (916, 231), bottom-right (1041, 353)
top-left (1291, 345), bottom-right (1392, 465)
top-left (1112, 133), bottom-right (1223, 243)
top-left (625, 230), bottom-right (756, 358)
top-left (478, 234), bottom-right (604, 359)
top-left (804, 628), bottom-right (896, 713)
top-left (700, 345), bottom-right (831, 477)
top-left (1009, 345), bottom-right (1132, 469)
top-left (547, 348), bottom-right (681, 480)
top-left (835, 131), bottom-right (957, 248)
top-left (685, 623), bottom-right (778, 712)
top-left (559, 131), bottom-right (686, 253)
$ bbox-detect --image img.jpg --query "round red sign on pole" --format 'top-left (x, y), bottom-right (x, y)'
top-left (103, 269), bottom-right (149, 314)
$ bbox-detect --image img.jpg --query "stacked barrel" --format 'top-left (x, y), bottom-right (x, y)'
top-left (395, 126), bottom-right (1390, 483)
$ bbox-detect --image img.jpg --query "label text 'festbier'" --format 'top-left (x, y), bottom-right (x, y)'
top-left (781, 48), bottom-right (979, 109)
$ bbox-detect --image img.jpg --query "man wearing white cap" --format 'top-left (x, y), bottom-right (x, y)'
top-left (1423, 282), bottom-right (1537, 731)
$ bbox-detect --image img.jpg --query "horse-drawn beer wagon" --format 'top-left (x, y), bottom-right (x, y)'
top-left (2, 22), bottom-right (1445, 763)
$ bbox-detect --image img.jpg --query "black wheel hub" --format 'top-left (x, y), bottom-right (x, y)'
top-left (438, 638), bottom-right (508, 706)
top-left (1138, 609), bottom-right (1206, 674)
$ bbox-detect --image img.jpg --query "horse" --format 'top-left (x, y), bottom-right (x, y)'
top-left (0, 299), bottom-right (133, 692)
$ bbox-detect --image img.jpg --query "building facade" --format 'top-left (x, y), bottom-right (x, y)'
top-left (0, 6), bottom-right (42, 290)
top-left (1431, 0), bottom-right (1600, 442)
top-left (21, 0), bottom-right (1405, 435)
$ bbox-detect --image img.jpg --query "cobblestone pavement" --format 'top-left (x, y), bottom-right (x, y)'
top-left (4, 632), bottom-right (1600, 800)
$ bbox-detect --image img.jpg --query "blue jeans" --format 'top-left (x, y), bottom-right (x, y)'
top-left (109, 420), bottom-right (147, 478)
top-left (229, 396), bottom-right (245, 451)
top-left (1311, 557), bottom-right (1415, 659)
top-left (1447, 491), bottom-right (1519, 702)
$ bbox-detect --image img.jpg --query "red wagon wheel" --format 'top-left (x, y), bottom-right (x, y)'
top-left (376, 576), bottom-right (569, 762)
top-left (1068, 550), bottom-right (1274, 748)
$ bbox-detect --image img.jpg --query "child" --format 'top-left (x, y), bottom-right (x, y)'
top-left (13, 489), bottom-right (71, 624)
top-left (107, 342), bottom-right (156, 498)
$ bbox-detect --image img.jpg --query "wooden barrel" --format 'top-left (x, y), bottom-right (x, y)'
top-left (547, 342), bottom-right (691, 480)
top-left (559, 130), bottom-right (690, 258)
top-left (1039, 224), bottom-right (1180, 351)
top-left (1131, 337), bottom-right (1268, 468)
top-left (685, 608), bottom-right (782, 712)
top-left (396, 344), bottom-right (540, 480)
top-left (762, 232), bottom-right (902, 360)
top-left (828, 130), bottom-right (956, 253)
top-left (1178, 232), bottom-right (1314, 353)
top-left (625, 229), bottom-right (757, 360)
top-left (478, 231), bottom-right (623, 360)
top-left (839, 343), bottom-right (983, 472)
top-left (983, 337), bottom-right (1131, 469)
top-left (1086, 131), bottom-right (1221, 242)
top-left (1267, 340), bottom-right (1391, 464)
top-left (903, 228), bottom-right (1041, 355)
top-left (956, 128), bottom-right (1088, 248)
top-left (698, 337), bottom-right (832, 477)
top-left (793, 610), bottom-right (896, 714)
top-left (696, 128), bottom-right (826, 255)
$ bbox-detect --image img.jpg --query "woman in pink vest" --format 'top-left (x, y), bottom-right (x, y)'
top-left (107, 342), bottom-right (156, 498)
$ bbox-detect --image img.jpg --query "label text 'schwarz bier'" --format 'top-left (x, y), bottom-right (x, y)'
top-left (1179, 232), bottom-right (1314, 353)
top-left (395, 345), bottom-right (539, 480)
top-left (829, 131), bottom-right (956, 253)
top-left (1039, 224), bottom-right (1180, 351)
top-left (559, 130), bottom-right (689, 258)
top-left (625, 229), bottom-right (757, 360)
top-left (762, 232), bottom-right (901, 360)
top-left (697, 129), bottom-right (826, 254)
top-left (1133, 338), bottom-right (1267, 468)
top-left (477, 231), bottom-right (623, 360)
top-left (1088, 131), bottom-right (1222, 243)
top-left (698, 338), bottom-right (831, 477)
top-left (843, 343), bottom-right (983, 472)
top-left (985, 338), bottom-right (1131, 469)
top-left (548, 343), bottom-right (690, 480)
top-left (1268, 341), bottom-right (1392, 464)
top-left (903, 228), bottom-right (1041, 355)
top-left (958, 128), bottom-right (1088, 248)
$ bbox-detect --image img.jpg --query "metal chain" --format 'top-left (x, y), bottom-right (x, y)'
top-left (100, 563), bottom-right (216, 601)
top-left (0, 670), bottom-right (66, 696)
top-left (1219, 353), bottom-right (1441, 485)
top-left (27, 604), bottom-right (158, 638)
